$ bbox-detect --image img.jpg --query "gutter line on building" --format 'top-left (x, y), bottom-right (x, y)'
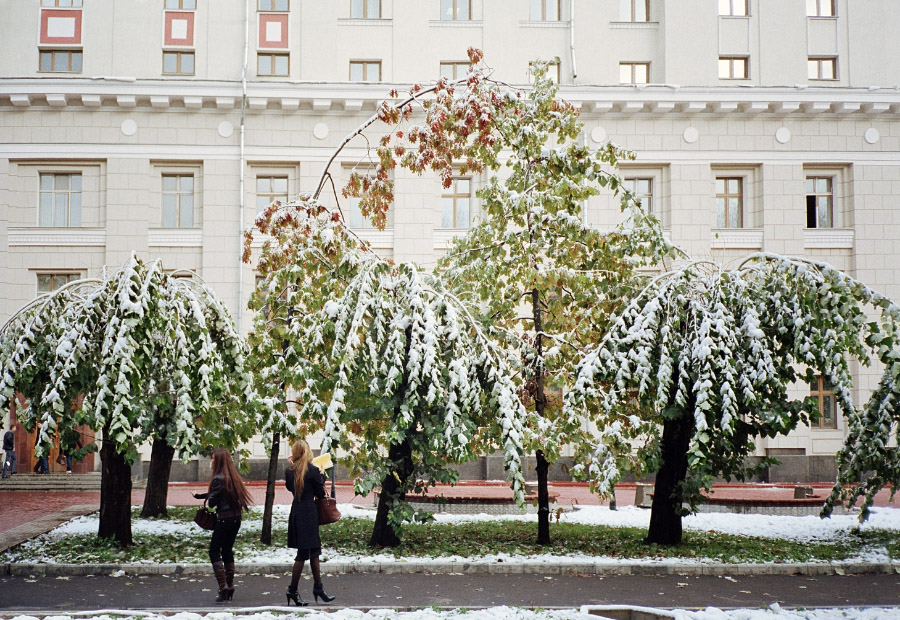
top-left (237, 0), bottom-right (250, 334)
top-left (569, 0), bottom-right (577, 81)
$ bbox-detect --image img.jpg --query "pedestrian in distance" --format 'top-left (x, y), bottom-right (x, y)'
top-left (32, 424), bottom-right (48, 474)
top-left (192, 449), bottom-right (253, 604)
top-left (283, 438), bottom-right (335, 606)
top-left (2, 421), bottom-right (16, 479)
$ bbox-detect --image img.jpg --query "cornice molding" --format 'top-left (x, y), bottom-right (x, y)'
top-left (1, 79), bottom-right (898, 117)
top-left (8, 227), bottom-right (106, 247)
top-left (148, 228), bottom-right (203, 247)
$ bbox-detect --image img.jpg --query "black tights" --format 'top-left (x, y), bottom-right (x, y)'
top-left (289, 555), bottom-right (323, 590)
top-left (208, 517), bottom-right (241, 564)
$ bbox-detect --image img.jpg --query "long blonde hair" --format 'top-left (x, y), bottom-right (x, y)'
top-left (290, 439), bottom-right (313, 497)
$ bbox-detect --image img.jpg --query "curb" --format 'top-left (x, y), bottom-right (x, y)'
top-left (4, 560), bottom-right (900, 578)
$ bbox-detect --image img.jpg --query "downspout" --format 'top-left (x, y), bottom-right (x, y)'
top-left (237, 0), bottom-right (250, 333)
top-left (569, 0), bottom-right (577, 81)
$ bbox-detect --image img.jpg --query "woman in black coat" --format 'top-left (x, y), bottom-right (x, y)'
top-left (283, 438), bottom-right (335, 606)
top-left (193, 449), bottom-right (252, 603)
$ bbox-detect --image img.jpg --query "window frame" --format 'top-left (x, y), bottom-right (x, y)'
top-left (39, 172), bottom-right (82, 228)
top-left (349, 60), bottom-right (382, 82)
top-left (619, 62), bottom-right (650, 85)
top-left (258, 0), bottom-right (289, 11)
top-left (41, 0), bottom-right (83, 6)
top-left (805, 175), bottom-right (835, 229)
top-left (620, 0), bottom-right (650, 22)
top-left (161, 173), bottom-right (196, 229)
top-left (718, 0), bottom-right (749, 16)
top-left (808, 56), bottom-right (838, 80)
top-left (440, 0), bottom-right (472, 21)
top-left (39, 49), bottom-right (83, 73)
top-left (37, 272), bottom-right (81, 295)
top-left (623, 177), bottom-right (654, 216)
top-left (350, 0), bottom-right (381, 19)
top-left (258, 52), bottom-right (290, 76)
top-left (718, 56), bottom-right (749, 80)
top-left (165, 0), bottom-right (197, 10)
top-left (256, 175), bottom-right (289, 213)
top-left (808, 375), bottom-right (838, 429)
top-left (806, 0), bottom-right (835, 17)
top-left (162, 51), bottom-right (195, 76)
top-left (530, 0), bottom-right (560, 21)
top-left (441, 176), bottom-right (472, 230)
top-left (440, 61), bottom-right (472, 80)
top-left (715, 176), bottom-right (744, 229)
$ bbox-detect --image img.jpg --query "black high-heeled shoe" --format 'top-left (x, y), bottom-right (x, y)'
top-left (286, 587), bottom-right (308, 606)
top-left (225, 586), bottom-right (235, 601)
top-left (313, 582), bottom-right (335, 603)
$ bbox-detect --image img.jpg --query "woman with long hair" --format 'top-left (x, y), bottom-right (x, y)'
top-left (283, 439), bottom-right (335, 606)
top-left (193, 449), bottom-right (253, 603)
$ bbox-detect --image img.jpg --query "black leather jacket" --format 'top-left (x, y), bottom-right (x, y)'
top-left (196, 475), bottom-right (240, 516)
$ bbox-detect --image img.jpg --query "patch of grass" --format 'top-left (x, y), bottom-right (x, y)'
top-left (2, 511), bottom-right (898, 565)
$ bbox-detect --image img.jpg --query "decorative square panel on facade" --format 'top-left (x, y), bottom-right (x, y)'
top-left (164, 11), bottom-right (194, 47)
top-left (259, 13), bottom-right (288, 49)
top-left (40, 8), bottom-right (82, 45)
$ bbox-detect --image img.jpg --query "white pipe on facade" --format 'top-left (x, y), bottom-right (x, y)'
top-left (569, 0), bottom-right (577, 81)
top-left (237, 0), bottom-right (250, 333)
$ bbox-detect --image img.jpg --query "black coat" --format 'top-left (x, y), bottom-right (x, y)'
top-left (285, 463), bottom-right (325, 550)
top-left (195, 474), bottom-right (240, 514)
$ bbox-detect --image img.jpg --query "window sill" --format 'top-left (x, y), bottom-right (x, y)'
top-left (148, 228), bottom-right (202, 247)
top-left (609, 21), bottom-right (658, 29)
top-left (710, 228), bottom-right (763, 249)
top-left (520, 21), bottom-right (569, 28)
top-left (351, 228), bottom-right (393, 249)
top-left (429, 20), bottom-right (483, 28)
top-left (803, 228), bottom-right (853, 249)
top-left (338, 18), bottom-right (393, 25)
top-left (8, 227), bottom-right (104, 247)
top-left (434, 228), bottom-right (469, 247)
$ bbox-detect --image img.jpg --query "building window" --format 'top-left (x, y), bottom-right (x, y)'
top-left (806, 0), bottom-right (835, 17)
top-left (619, 62), bottom-right (649, 84)
top-left (530, 0), bottom-right (559, 21)
top-left (162, 175), bottom-right (194, 228)
top-left (718, 0), bottom-right (748, 16)
top-left (257, 176), bottom-right (288, 213)
top-left (258, 53), bottom-right (289, 76)
top-left (347, 196), bottom-right (394, 230)
top-left (808, 375), bottom-right (838, 429)
top-left (42, 0), bottom-right (83, 6)
top-left (39, 173), bottom-right (82, 227)
top-left (259, 0), bottom-right (289, 10)
top-left (715, 177), bottom-right (743, 229)
top-left (39, 49), bottom-right (82, 73)
top-left (719, 57), bottom-right (748, 79)
top-left (349, 60), bottom-right (381, 81)
top-left (808, 57), bottom-right (837, 80)
top-left (529, 61), bottom-right (560, 84)
top-left (806, 177), bottom-right (833, 229)
top-left (166, 0), bottom-right (197, 9)
top-left (440, 0), bottom-right (471, 21)
top-left (442, 177), bottom-right (471, 229)
top-left (440, 62), bottom-right (471, 80)
top-left (619, 0), bottom-right (649, 22)
top-left (37, 273), bottom-right (80, 294)
top-left (351, 0), bottom-right (380, 18)
top-left (163, 51), bottom-right (195, 75)
top-left (623, 178), bottom-right (653, 215)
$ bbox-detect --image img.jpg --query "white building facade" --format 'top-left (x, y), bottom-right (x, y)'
top-left (2, 0), bottom-right (900, 481)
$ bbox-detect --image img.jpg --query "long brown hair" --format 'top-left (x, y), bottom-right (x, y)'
top-left (209, 449), bottom-right (253, 511)
top-left (290, 439), bottom-right (313, 497)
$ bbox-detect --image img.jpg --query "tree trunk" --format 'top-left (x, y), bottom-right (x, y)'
top-left (646, 408), bottom-right (693, 546)
top-left (530, 288), bottom-right (551, 545)
top-left (260, 430), bottom-right (280, 546)
top-left (98, 428), bottom-right (133, 546)
top-left (140, 437), bottom-right (175, 518)
top-left (370, 436), bottom-right (414, 548)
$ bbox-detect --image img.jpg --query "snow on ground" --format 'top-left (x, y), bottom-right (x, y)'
top-left (5, 605), bottom-right (900, 620)
top-left (14, 503), bottom-right (899, 567)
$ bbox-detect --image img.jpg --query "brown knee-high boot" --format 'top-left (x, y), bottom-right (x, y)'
top-left (212, 561), bottom-right (228, 603)
top-left (224, 562), bottom-right (236, 601)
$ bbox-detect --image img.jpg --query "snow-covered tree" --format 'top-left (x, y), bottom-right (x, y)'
top-left (0, 255), bottom-right (254, 545)
top-left (565, 253), bottom-right (900, 545)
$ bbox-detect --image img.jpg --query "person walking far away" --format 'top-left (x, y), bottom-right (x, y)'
top-left (32, 424), bottom-right (48, 474)
top-left (192, 449), bottom-right (253, 603)
top-left (2, 421), bottom-right (16, 478)
top-left (284, 438), bottom-right (335, 606)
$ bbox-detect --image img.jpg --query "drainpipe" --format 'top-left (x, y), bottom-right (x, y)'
top-left (569, 0), bottom-right (577, 81)
top-left (237, 0), bottom-right (250, 333)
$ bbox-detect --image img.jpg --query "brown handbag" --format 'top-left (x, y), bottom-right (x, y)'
top-left (193, 499), bottom-right (217, 531)
top-left (315, 496), bottom-right (341, 526)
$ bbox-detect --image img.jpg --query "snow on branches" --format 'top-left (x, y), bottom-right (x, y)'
top-left (0, 254), bottom-right (253, 460)
top-left (564, 253), bottom-right (900, 521)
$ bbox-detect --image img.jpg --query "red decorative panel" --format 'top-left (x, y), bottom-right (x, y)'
top-left (164, 11), bottom-right (194, 47)
top-left (40, 9), bottom-right (82, 45)
top-left (258, 13), bottom-right (289, 49)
